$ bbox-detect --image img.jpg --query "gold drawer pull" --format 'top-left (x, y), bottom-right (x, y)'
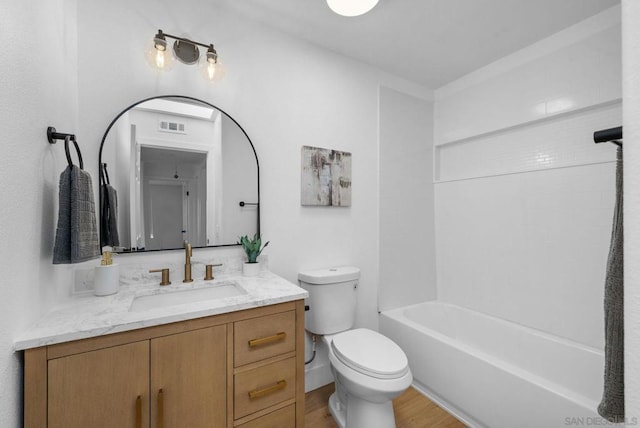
top-left (248, 380), bottom-right (287, 399)
top-left (248, 332), bottom-right (286, 348)
top-left (135, 395), bottom-right (142, 428)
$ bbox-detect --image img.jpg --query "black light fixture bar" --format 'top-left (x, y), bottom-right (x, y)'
top-left (149, 29), bottom-right (220, 80)
top-left (158, 30), bottom-right (212, 50)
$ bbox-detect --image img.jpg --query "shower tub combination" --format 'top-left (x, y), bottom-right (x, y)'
top-left (380, 301), bottom-right (603, 428)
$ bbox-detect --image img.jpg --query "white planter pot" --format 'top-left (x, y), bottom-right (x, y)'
top-left (243, 262), bottom-right (261, 277)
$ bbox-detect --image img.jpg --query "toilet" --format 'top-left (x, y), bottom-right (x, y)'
top-left (299, 266), bottom-right (412, 428)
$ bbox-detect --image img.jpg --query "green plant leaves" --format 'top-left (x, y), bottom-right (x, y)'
top-left (238, 234), bottom-right (270, 263)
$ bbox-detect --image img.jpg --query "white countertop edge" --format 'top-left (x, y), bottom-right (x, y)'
top-left (14, 293), bottom-right (307, 351)
top-left (14, 272), bottom-right (309, 351)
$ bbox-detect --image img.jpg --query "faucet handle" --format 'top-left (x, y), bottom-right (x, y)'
top-left (204, 263), bottom-right (223, 281)
top-left (149, 268), bottom-right (171, 286)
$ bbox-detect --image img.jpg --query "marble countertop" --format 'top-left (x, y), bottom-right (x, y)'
top-left (14, 271), bottom-right (308, 351)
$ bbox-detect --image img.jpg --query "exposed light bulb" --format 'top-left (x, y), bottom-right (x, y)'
top-left (206, 62), bottom-right (216, 80)
top-left (200, 45), bottom-right (224, 82)
top-left (155, 49), bottom-right (166, 69)
top-left (327, 0), bottom-right (379, 16)
top-left (145, 39), bottom-right (174, 71)
top-left (201, 60), bottom-right (224, 82)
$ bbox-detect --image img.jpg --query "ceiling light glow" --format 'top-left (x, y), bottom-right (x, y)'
top-left (327, 0), bottom-right (379, 17)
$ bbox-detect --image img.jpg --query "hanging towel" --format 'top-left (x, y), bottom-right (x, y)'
top-left (598, 146), bottom-right (624, 422)
top-left (53, 165), bottom-right (100, 264)
top-left (100, 183), bottom-right (120, 248)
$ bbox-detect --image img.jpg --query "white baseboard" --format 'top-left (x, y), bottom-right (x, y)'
top-left (305, 361), bottom-right (334, 392)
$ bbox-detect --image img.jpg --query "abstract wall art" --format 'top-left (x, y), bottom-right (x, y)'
top-left (301, 145), bottom-right (352, 206)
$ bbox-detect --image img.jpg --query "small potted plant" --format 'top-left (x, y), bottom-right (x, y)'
top-left (238, 234), bottom-right (269, 276)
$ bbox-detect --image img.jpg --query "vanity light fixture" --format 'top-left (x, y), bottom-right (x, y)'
top-left (326, 0), bottom-right (379, 17)
top-left (146, 29), bottom-right (222, 81)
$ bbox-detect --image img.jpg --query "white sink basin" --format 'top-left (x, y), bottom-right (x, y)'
top-left (129, 282), bottom-right (246, 312)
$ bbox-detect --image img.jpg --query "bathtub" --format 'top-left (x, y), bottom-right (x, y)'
top-left (379, 301), bottom-right (604, 428)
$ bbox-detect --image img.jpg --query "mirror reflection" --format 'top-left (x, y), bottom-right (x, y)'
top-left (99, 96), bottom-right (259, 252)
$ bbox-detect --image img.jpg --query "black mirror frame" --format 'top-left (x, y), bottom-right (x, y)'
top-left (98, 95), bottom-right (260, 253)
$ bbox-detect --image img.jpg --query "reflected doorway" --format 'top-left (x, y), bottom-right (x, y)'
top-left (140, 146), bottom-right (208, 250)
top-left (145, 181), bottom-right (185, 250)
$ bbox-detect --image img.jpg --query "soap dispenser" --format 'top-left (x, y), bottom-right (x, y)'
top-left (94, 246), bottom-right (120, 296)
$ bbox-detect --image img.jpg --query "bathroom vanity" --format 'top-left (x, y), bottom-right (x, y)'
top-left (17, 272), bottom-right (307, 428)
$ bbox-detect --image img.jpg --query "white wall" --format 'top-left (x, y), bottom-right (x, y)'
top-left (622, 0), bottom-right (640, 421)
top-left (435, 7), bottom-right (621, 145)
top-left (74, 0), bottom-right (429, 332)
top-left (0, 0), bottom-right (432, 423)
top-left (434, 7), bottom-right (621, 349)
top-left (378, 87), bottom-right (436, 311)
top-left (7, 2), bottom-right (630, 425)
top-left (0, 0), bottom-right (78, 426)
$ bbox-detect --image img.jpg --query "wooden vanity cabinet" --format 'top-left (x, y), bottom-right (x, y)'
top-left (150, 325), bottom-right (227, 428)
top-left (24, 300), bottom-right (305, 428)
top-left (47, 340), bottom-right (150, 428)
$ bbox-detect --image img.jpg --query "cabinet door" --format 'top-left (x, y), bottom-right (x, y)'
top-left (48, 341), bottom-right (149, 428)
top-left (151, 325), bottom-right (227, 427)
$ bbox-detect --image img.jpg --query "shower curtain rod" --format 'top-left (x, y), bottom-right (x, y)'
top-left (594, 126), bottom-right (622, 146)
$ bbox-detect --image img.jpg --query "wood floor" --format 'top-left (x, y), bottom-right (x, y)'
top-left (305, 383), bottom-right (466, 428)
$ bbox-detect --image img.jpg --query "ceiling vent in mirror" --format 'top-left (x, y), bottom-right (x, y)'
top-left (159, 120), bottom-right (186, 134)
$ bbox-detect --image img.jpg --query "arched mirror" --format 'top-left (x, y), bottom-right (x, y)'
top-left (99, 95), bottom-right (259, 253)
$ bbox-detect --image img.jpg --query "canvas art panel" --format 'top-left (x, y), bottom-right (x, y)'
top-left (301, 146), bottom-right (352, 206)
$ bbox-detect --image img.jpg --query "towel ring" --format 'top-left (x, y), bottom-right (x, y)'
top-left (64, 135), bottom-right (84, 169)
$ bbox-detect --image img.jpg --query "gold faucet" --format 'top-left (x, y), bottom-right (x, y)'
top-left (149, 268), bottom-right (171, 286)
top-left (183, 241), bottom-right (193, 283)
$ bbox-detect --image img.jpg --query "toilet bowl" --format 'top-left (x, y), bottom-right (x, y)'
top-left (323, 329), bottom-right (413, 428)
top-left (299, 264), bottom-right (412, 428)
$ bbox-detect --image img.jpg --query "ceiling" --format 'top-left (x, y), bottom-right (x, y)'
top-left (219, 0), bottom-right (619, 88)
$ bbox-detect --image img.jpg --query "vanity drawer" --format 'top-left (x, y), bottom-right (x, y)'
top-left (236, 404), bottom-right (295, 428)
top-left (234, 357), bottom-right (296, 419)
top-left (234, 310), bottom-right (295, 366)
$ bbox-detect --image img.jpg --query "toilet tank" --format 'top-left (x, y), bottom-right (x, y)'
top-left (298, 266), bottom-right (360, 335)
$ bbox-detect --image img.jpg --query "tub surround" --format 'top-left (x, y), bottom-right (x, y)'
top-left (432, 7), bottom-right (620, 350)
top-left (15, 269), bottom-right (308, 350)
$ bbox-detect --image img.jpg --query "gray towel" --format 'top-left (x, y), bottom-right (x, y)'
top-left (53, 165), bottom-right (100, 264)
top-left (100, 183), bottom-right (120, 247)
top-left (598, 146), bottom-right (624, 422)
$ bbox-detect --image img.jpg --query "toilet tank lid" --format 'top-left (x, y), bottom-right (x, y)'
top-left (298, 266), bottom-right (360, 284)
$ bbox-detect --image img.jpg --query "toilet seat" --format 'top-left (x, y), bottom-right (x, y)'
top-left (331, 328), bottom-right (409, 379)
